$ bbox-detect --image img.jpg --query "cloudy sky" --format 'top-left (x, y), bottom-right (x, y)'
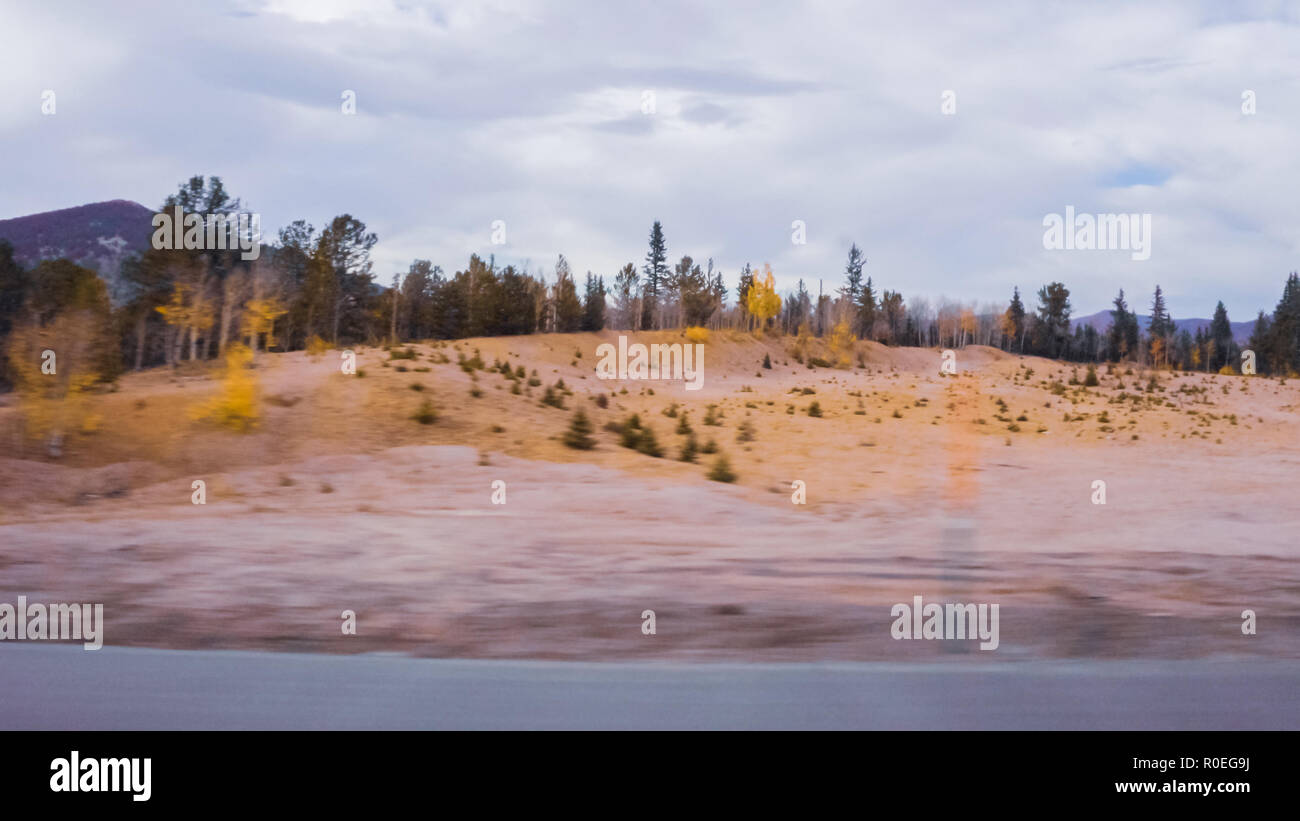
top-left (2, 0), bottom-right (1299, 320)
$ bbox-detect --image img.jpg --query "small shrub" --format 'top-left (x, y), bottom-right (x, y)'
top-left (412, 399), bottom-right (438, 424)
top-left (562, 408), bottom-right (596, 450)
top-left (635, 425), bottom-right (663, 457)
top-left (305, 335), bottom-right (331, 357)
top-left (707, 454), bottom-right (737, 483)
top-left (541, 386), bottom-right (565, 408)
top-left (678, 433), bottom-right (699, 462)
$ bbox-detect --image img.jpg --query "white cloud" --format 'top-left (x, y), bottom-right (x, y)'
top-left (2, 0), bottom-right (1299, 320)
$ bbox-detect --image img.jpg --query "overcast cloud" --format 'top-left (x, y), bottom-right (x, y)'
top-left (2, 0), bottom-right (1299, 319)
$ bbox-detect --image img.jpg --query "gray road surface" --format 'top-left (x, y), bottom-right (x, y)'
top-left (1, 645), bottom-right (1295, 730)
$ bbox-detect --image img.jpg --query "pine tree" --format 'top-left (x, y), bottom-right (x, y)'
top-left (641, 221), bottom-right (667, 330)
top-left (581, 272), bottom-right (606, 332)
top-left (706, 453), bottom-right (737, 483)
top-left (1004, 287), bottom-right (1026, 352)
top-left (678, 433), bottom-right (699, 462)
top-left (736, 263), bottom-right (755, 329)
top-left (1209, 301), bottom-right (1234, 371)
top-left (1265, 272), bottom-right (1300, 375)
top-left (553, 255), bottom-right (583, 332)
top-left (634, 424), bottom-right (663, 457)
top-left (840, 244), bottom-right (865, 305)
top-left (857, 276), bottom-right (877, 340)
top-left (1034, 282), bottom-right (1071, 359)
top-left (678, 256), bottom-right (712, 326)
top-left (1148, 285), bottom-right (1172, 367)
top-left (562, 408), bottom-right (596, 449)
top-left (1108, 289), bottom-right (1138, 361)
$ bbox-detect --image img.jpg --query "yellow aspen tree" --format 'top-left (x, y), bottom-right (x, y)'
top-left (746, 264), bottom-right (781, 333)
top-left (191, 342), bottom-right (258, 431)
top-left (241, 298), bottom-right (288, 353)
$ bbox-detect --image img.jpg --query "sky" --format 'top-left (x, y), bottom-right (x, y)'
top-left (2, 0), bottom-right (1299, 320)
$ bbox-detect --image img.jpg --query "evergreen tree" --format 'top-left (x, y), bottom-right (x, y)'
top-left (1173, 328), bottom-right (1193, 370)
top-left (1248, 311), bottom-right (1272, 374)
top-left (709, 264), bottom-right (727, 315)
top-left (317, 214), bottom-right (377, 344)
top-left (677, 256), bottom-right (712, 326)
top-left (581, 272), bottom-right (607, 332)
top-left (553, 255), bottom-right (583, 333)
top-left (1209, 301), bottom-right (1234, 371)
top-left (880, 290), bottom-right (905, 345)
top-left (1004, 286), bottom-right (1026, 352)
top-left (641, 221), bottom-right (667, 330)
top-left (840, 244), bottom-right (865, 305)
top-left (1108, 289), bottom-right (1138, 361)
top-left (0, 240), bottom-right (31, 388)
top-left (1034, 282), bottom-right (1072, 358)
top-left (562, 407), bottom-right (596, 449)
top-left (856, 276), bottom-right (877, 340)
top-left (1265, 272), bottom-right (1300, 375)
top-left (1148, 284), bottom-right (1172, 366)
top-left (736, 263), bottom-right (755, 328)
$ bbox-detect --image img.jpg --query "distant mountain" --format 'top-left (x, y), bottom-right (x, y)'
top-left (0, 200), bottom-right (156, 306)
top-left (1070, 309), bottom-right (1255, 344)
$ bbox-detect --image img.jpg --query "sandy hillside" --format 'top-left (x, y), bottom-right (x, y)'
top-left (1, 330), bottom-right (1297, 661)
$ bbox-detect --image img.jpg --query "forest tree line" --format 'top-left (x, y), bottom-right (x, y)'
top-left (3, 174), bottom-right (1300, 392)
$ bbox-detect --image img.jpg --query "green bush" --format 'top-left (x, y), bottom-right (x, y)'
top-left (707, 454), bottom-right (737, 483)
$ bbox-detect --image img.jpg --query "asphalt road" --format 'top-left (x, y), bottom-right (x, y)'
top-left (1, 645), bottom-right (1295, 730)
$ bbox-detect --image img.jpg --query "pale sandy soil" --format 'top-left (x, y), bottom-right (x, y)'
top-left (1, 331), bottom-right (1296, 660)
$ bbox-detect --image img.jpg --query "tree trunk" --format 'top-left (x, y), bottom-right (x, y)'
top-left (390, 289), bottom-right (398, 343)
top-left (134, 313), bottom-right (147, 371)
top-left (219, 296), bottom-right (234, 356)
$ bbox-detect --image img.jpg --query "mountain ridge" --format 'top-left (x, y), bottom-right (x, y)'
top-left (0, 199), bottom-right (156, 306)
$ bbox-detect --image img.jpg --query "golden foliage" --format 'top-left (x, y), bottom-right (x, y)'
top-left (685, 326), bottom-right (710, 344)
top-left (4, 313), bottom-right (101, 448)
top-left (305, 334), bottom-right (331, 358)
top-left (827, 320), bottom-right (857, 368)
top-left (746, 264), bottom-right (781, 330)
top-left (241, 298), bottom-right (288, 350)
top-left (191, 343), bottom-right (259, 431)
top-left (155, 283), bottom-right (214, 333)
